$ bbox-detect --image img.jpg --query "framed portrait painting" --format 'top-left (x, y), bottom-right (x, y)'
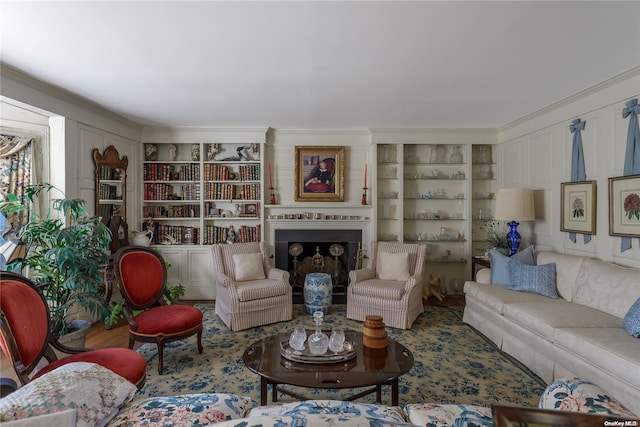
top-left (560, 181), bottom-right (597, 235)
top-left (294, 146), bottom-right (345, 202)
top-left (609, 174), bottom-right (640, 238)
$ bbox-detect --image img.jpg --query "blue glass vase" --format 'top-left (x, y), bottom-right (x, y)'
top-left (506, 221), bottom-right (521, 256)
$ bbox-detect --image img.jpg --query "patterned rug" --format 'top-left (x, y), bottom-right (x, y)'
top-left (135, 304), bottom-right (546, 407)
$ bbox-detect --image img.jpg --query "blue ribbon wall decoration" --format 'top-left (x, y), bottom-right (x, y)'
top-left (569, 118), bottom-right (591, 244)
top-left (621, 98), bottom-right (640, 252)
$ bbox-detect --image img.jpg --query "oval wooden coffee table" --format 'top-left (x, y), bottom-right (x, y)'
top-left (242, 330), bottom-right (414, 405)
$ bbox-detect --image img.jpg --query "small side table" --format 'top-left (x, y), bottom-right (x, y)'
top-left (303, 272), bottom-right (333, 314)
top-left (472, 256), bottom-right (490, 281)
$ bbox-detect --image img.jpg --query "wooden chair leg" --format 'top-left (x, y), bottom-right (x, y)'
top-left (156, 341), bottom-right (164, 375)
top-left (128, 335), bottom-right (136, 349)
top-left (197, 329), bottom-right (203, 354)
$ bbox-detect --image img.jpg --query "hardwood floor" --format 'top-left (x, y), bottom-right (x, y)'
top-left (0, 297), bottom-right (464, 383)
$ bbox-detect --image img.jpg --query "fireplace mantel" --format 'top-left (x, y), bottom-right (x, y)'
top-left (266, 218), bottom-right (372, 257)
top-left (271, 221), bottom-right (370, 304)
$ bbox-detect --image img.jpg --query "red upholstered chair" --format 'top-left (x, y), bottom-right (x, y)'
top-left (113, 246), bottom-right (203, 375)
top-left (0, 272), bottom-right (146, 389)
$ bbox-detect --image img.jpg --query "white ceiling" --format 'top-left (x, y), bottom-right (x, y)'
top-left (1, 1), bottom-right (639, 129)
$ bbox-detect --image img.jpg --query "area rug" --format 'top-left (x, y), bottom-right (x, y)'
top-left (135, 304), bottom-right (546, 407)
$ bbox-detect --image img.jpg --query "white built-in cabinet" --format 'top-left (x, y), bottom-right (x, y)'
top-left (371, 130), bottom-right (497, 295)
top-left (139, 128), bottom-right (268, 299)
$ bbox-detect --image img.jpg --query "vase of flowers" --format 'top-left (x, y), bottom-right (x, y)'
top-left (482, 221), bottom-right (509, 255)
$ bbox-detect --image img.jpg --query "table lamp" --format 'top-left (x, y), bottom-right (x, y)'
top-left (494, 188), bottom-right (535, 256)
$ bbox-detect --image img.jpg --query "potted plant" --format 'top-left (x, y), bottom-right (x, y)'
top-left (0, 183), bottom-right (112, 345)
top-left (482, 220), bottom-right (510, 255)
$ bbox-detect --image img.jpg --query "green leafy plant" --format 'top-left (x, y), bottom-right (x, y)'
top-left (0, 183), bottom-right (112, 336)
top-left (104, 263), bottom-right (186, 329)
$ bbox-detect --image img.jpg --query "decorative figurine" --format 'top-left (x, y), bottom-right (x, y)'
top-left (226, 225), bottom-right (236, 244)
top-left (191, 144), bottom-right (200, 161)
top-left (222, 146), bottom-right (247, 161)
top-left (144, 144), bottom-right (158, 161)
top-left (424, 275), bottom-right (445, 301)
top-left (207, 143), bottom-right (219, 160)
top-left (167, 144), bottom-right (177, 161)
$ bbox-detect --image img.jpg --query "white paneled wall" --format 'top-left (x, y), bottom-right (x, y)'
top-left (498, 70), bottom-right (640, 268)
top-left (268, 129), bottom-right (372, 206)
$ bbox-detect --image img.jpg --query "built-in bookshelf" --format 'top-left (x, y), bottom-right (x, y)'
top-left (141, 141), bottom-right (263, 245)
top-left (371, 129), bottom-right (497, 293)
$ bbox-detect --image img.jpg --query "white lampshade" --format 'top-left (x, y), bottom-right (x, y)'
top-left (494, 188), bottom-right (535, 221)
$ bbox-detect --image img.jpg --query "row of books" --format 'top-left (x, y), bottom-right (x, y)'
top-left (202, 163), bottom-right (260, 181)
top-left (143, 183), bottom-right (200, 201)
top-left (152, 225), bottom-right (200, 244)
top-left (98, 204), bottom-right (121, 218)
top-left (203, 183), bottom-right (260, 200)
top-left (99, 166), bottom-right (121, 180)
top-left (237, 164), bottom-right (260, 181)
top-left (180, 183), bottom-right (199, 200)
top-left (143, 204), bottom-right (200, 218)
top-left (202, 224), bottom-right (261, 244)
top-left (98, 183), bottom-right (119, 200)
top-left (143, 163), bottom-right (201, 181)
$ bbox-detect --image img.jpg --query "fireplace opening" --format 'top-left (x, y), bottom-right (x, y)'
top-left (275, 229), bottom-right (362, 304)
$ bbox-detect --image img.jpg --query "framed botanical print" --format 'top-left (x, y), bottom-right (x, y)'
top-left (294, 146), bottom-right (345, 202)
top-left (560, 180), bottom-right (597, 234)
top-left (609, 174), bottom-right (640, 238)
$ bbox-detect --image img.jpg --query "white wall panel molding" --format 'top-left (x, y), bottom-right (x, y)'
top-left (499, 66), bottom-right (640, 143)
top-left (501, 141), bottom-right (526, 188)
top-left (141, 126), bottom-right (268, 144)
top-left (497, 73), bottom-right (640, 267)
top-left (530, 132), bottom-right (554, 187)
top-left (1, 64), bottom-right (142, 141)
top-left (370, 128), bottom-right (497, 145)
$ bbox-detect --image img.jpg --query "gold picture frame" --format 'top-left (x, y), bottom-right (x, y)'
top-left (244, 203), bottom-right (258, 217)
top-left (609, 173), bottom-right (640, 238)
top-left (294, 146), bottom-right (345, 202)
top-left (560, 180), bottom-right (597, 235)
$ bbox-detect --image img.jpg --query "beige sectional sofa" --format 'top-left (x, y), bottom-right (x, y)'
top-left (463, 251), bottom-right (640, 415)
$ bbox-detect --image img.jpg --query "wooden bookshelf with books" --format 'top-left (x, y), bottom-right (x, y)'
top-left (141, 140), bottom-right (264, 246)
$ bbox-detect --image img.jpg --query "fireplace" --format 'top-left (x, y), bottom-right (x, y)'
top-left (275, 229), bottom-right (362, 304)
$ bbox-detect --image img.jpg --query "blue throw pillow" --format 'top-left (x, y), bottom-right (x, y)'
top-left (623, 297), bottom-right (640, 338)
top-left (508, 261), bottom-right (558, 299)
top-left (489, 245), bottom-right (535, 287)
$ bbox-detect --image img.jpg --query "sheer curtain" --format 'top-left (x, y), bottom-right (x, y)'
top-left (0, 134), bottom-right (34, 239)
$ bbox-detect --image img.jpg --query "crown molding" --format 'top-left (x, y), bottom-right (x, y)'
top-left (1, 63), bottom-right (142, 133)
top-left (499, 65), bottom-right (640, 136)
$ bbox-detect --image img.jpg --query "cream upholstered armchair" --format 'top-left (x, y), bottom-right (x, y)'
top-left (346, 241), bottom-right (426, 329)
top-left (211, 241), bottom-right (292, 331)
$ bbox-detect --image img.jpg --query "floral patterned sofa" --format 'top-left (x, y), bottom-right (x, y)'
top-left (0, 362), bottom-right (636, 426)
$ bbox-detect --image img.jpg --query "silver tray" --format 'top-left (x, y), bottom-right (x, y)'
top-left (280, 340), bottom-right (357, 364)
